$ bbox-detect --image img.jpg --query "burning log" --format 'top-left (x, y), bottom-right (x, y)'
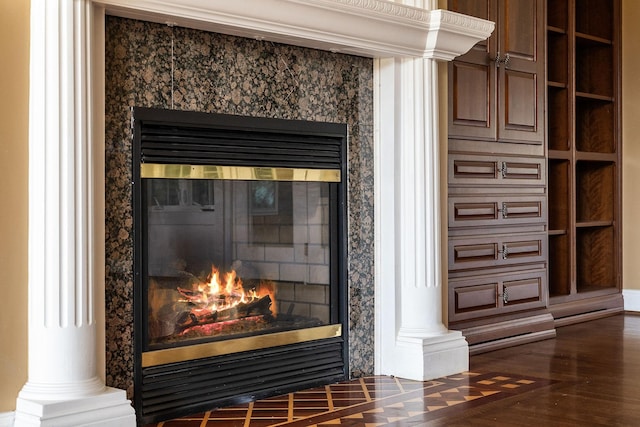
top-left (148, 264), bottom-right (278, 340)
top-left (174, 294), bottom-right (273, 334)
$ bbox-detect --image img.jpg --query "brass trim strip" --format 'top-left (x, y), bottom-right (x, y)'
top-left (142, 324), bottom-right (342, 367)
top-left (141, 164), bottom-right (341, 182)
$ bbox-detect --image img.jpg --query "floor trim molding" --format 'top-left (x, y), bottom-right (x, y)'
top-left (0, 412), bottom-right (14, 427)
top-left (623, 289), bottom-right (640, 312)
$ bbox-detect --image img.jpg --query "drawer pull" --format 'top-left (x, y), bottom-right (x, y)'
top-left (498, 244), bottom-right (509, 260)
top-left (499, 161), bottom-right (507, 179)
top-left (499, 202), bottom-right (508, 218)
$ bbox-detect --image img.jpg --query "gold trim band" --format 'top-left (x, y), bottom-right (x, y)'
top-left (142, 324), bottom-right (342, 367)
top-left (141, 164), bottom-right (341, 182)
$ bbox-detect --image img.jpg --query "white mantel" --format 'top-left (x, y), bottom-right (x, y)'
top-left (11, 1), bottom-right (493, 425)
top-left (98, 0), bottom-right (493, 59)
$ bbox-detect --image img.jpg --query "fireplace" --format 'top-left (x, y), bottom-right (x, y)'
top-left (16, 2), bottom-right (493, 426)
top-left (131, 107), bottom-right (348, 423)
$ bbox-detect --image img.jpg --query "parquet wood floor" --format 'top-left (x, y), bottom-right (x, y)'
top-left (145, 313), bottom-right (640, 426)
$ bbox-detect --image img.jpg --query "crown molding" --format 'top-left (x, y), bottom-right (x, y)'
top-left (94, 0), bottom-right (494, 59)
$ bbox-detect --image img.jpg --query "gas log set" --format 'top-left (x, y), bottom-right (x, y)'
top-left (150, 265), bottom-right (271, 338)
top-left (148, 264), bottom-right (323, 346)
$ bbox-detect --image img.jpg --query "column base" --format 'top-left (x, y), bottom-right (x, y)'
top-left (391, 330), bottom-right (469, 381)
top-left (14, 387), bottom-right (135, 427)
top-left (0, 412), bottom-right (14, 427)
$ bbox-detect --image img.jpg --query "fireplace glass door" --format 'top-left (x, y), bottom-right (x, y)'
top-left (143, 175), bottom-right (338, 350)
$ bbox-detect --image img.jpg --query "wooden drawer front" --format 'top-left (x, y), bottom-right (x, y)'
top-left (502, 160), bottom-right (541, 180)
top-left (449, 233), bottom-right (547, 271)
top-left (504, 277), bottom-right (543, 306)
top-left (449, 154), bottom-right (545, 187)
top-left (451, 158), bottom-right (497, 180)
top-left (449, 270), bottom-right (547, 323)
top-left (449, 195), bottom-right (545, 228)
top-left (454, 283), bottom-right (498, 314)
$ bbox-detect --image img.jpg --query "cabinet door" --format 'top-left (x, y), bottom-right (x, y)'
top-left (448, 0), bottom-right (497, 141)
top-left (497, 0), bottom-right (545, 144)
top-left (448, 0), bottom-right (544, 145)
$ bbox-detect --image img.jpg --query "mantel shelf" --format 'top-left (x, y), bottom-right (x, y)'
top-left (98, 0), bottom-right (495, 60)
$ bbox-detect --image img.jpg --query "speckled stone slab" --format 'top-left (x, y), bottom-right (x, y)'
top-left (105, 16), bottom-right (374, 396)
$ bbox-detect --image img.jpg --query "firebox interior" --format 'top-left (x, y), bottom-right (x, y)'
top-left (143, 178), bottom-right (336, 349)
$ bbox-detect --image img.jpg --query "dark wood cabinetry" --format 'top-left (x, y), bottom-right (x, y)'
top-left (448, 0), bottom-right (545, 145)
top-left (546, 0), bottom-right (623, 323)
top-left (449, 269), bottom-right (547, 323)
top-left (447, 0), bottom-right (623, 351)
top-left (448, 153), bottom-right (546, 187)
top-left (447, 0), bottom-right (555, 352)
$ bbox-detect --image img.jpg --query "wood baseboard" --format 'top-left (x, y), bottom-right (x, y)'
top-left (549, 294), bottom-right (624, 327)
top-left (455, 312), bottom-right (557, 355)
top-left (451, 294), bottom-right (626, 354)
top-left (468, 329), bottom-right (557, 355)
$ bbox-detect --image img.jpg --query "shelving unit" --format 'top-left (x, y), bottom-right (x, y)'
top-left (546, 0), bottom-right (622, 320)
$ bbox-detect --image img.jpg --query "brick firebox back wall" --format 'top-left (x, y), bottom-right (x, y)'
top-left (104, 16), bottom-right (374, 396)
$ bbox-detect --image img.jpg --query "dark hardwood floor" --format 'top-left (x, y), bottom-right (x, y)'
top-left (148, 313), bottom-right (640, 426)
top-left (430, 312), bottom-right (640, 426)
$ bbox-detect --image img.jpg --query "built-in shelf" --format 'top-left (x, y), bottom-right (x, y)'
top-left (546, 0), bottom-right (621, 312)
top-left (575, 32), bottom-right (612, 45)
top-left (548, 26), bottom-right (566, 35)
top-left (576, 221), bottom-right (614, 228)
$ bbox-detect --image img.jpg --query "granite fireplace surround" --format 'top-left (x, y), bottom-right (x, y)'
top-left (104, 16), bottom-right (374, 396)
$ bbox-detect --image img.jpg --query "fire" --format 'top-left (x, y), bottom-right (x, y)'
top-left (176, 264), bottom-right (277, 325)
top-left (147, 264), bottom-right (278, 342)
top-left (200, 266), bottom-right (250, 310)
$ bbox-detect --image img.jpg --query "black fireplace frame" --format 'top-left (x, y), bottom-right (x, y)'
top-left (131, 107), bottom-right (349, 425)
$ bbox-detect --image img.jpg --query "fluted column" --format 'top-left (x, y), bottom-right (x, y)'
top-left (374, 1), bottom-right (494, 381)
top-left (14, 0), bottom-right (135, 425)
top-left (395, 56), bottom-right (449, 338)
top-left (375, 55), bottom-right (468, 381)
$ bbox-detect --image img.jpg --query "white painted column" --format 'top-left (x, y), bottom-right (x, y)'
top-left (374, 55), bottom-right (468, 381)
top-left (14, 1), bottom-right (135, 425)
top-left (396, 56), bottom-right (448, 338)
top-left (374, 2), bottom-right (494, 381)
top-left (394, 54), bottom-right (469, 379)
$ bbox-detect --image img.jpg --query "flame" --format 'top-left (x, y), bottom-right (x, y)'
top-left (179, 264), bottom-right (276, 315)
